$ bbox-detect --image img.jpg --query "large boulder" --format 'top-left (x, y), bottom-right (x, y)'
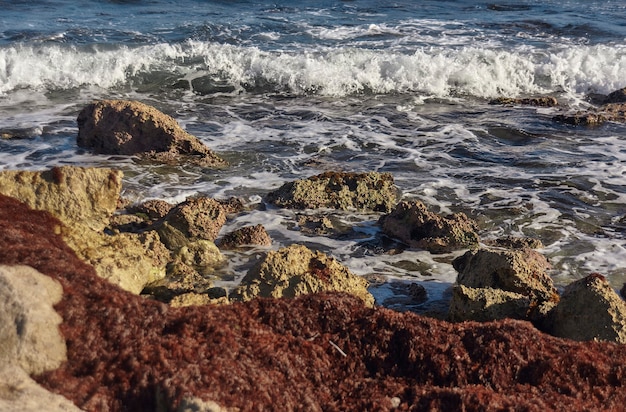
top-left (0, 166), bottom-right (121, 231)
top-left (266, 171), bottom-right (398, 212)
top-left (545, 273), bottom-right (626, 343)
top-left (230, 244), bottom-right (374, 307)
top-left (77, 99), bottom-right (226, 167)
top-left (449, 247), bottom-right (559, 322)
top-left (379, 200), bottom-right (480, 253)
top-left (0, 166), bottom-right (168, 294)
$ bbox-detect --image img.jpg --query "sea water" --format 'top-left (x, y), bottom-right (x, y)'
top-left (1, 0), bottom-right (626, 307)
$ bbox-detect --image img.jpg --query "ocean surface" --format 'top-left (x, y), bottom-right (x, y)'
top-left (1, 0), bottom-right (626, 307)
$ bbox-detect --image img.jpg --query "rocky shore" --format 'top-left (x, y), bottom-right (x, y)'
top-left (2, 96), bottom-right (626, 411)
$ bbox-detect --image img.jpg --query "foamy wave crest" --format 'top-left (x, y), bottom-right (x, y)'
top-left (1, 41), bottom-right (624, 98)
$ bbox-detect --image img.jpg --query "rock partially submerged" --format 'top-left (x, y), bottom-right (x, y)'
top-left (490, 96), bottom-right (559, 107)
top-left (379, 200), bottom-right (480, 253)
top-left (266, 171), bottom-right (398, 212)
top-left (230, 244), bottom-right (374, 307)
top-left (3, 193), bottom-right (626, 411)
top-left (545, 273), bottom-right (626, 343)
top-left (77, 99), bottom-right (227, 167)
top-left (553, 87), bottom-right (626, 125)
top-left (218, 224), bottom-right (272, 249)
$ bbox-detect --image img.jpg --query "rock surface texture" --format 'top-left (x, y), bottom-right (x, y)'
top-left (379, 200), bottom-right (480, 253)
top-left (230, 244), bottom-right (374, 307)
top-left (3, 194), bottom-right (626, 411)
top-left (77, 99), bottom-right (226, 167)
top-left (266, 171), bottom-right (398, 212)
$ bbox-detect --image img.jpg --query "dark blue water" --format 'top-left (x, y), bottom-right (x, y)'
top-left (1, 0), bottom-right (626, 300)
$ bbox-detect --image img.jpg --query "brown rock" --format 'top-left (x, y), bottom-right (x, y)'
top-left (489, 96), bottom-right (559, 107)
top-left (553, 102), bottom-right (626, 126)
top-left (379, 200), bottom-right (480, 253)
top-left (157, 197), bottom-right (227, 250)
top-left (218, 224), bottom-right (272, 249)
top-left (546, 273), bottom-right (626, 343)
top-left (266, 171), bottom-right (398, 212)
top-left (230, 244), bottom-right (374, 307)
top-left (77, 100), bottom-right (226, 167)
top-left (129, 199), bottom-right (174, 220)
top-left (485, 236), bottom-right (543, 249)
top-left (604, 87), bottom-right (626, 103)
top-left (4, 193), bottom-right (626, 411)
top-left (448, 284), bottom-right (530, 322)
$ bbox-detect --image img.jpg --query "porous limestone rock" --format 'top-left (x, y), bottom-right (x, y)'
top-left (379, 200), bottom-right (480, 253)
top-left (489, 96), bottom-right (559, 107)
top-left (553, 102), bottom-right (626, 126)
top-left (546, 273), bottom-right (626, 343)
top-left (266, 171), bottom-right (398, 212)
top-left (0, 265), bottom-right (66, 375)
top-left (0, 166), bottom-right (121, 231)
top-left (230, 244), bottom-right (374, 306)
top-left (77, 99), bottom-right (226, 167)
top-left (448, 285), bottom-right (530, 322)
top-left (218, 224), bottom-right (272, 249)
top-left (449, 247), bottom-right (558, 323)
top-left (157, 197), bottom-right (227, 250)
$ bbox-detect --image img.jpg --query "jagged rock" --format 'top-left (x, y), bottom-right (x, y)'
top-left (0, 166), bottom-right (121, 231)
top-left (379, 200), bottom-right (480, 253)
top-left (230, 244), bottom-right (374, 306)
top-left (5, 193), bottom-right (626, 411)
top-left (297, 214), bottom-right (335, 235)
top-left (489, 96), bottom-right (559, 107)
top-left (545, 273), bottom-right (626, 343)
top-left (157, 197), bottom-right (227, 250)
top-left (0, 265), bottom-right (65, 375)
top-left (129, 199), bottom-right (174, 220)
top-left (0, 166), bottom-right (167, 294)
top-left (450, 247), bottom-right (559, 322)
top-left (170, 292), bottom-right (230, 308)
top-left (448, 285), bottom-right (530, 322)
top-left (553, 102), bottom-right (626, 126)
top-left (218, 225), bottom-right (272, 249)
top-left (77, 99), bottom-right (226, 167)
top-left (266, 171), bottom-right (398, 212)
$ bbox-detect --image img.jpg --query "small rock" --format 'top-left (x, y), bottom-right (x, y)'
top-left (604, 87), bottom-right (626, 104)
top-left (448, 284), bottom-right (530, 322)
top-left (129, 199), bottom-right (174, 220)
top-left (485, 236), bottom-right (543, 249)
top-left (489, 96), bottom-right (559, 107)
top-left (230, 244), bottom-right (374, 306)
top-left (379, 200), bottom-right (480, 253)
top-left (77, 99), bottom-right (227, 167)
top-left (219, 224), bottom-right (272, 249)
top-left (545, 273), bottom-right (626, 343)
top-left (266, 171), bottom-right (399, 212)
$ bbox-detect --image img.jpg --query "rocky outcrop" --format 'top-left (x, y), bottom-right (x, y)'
top-left (0, 166), bottom-right (168, 294)
top-left (218, 224), bottom-right (272, 249)
top-left (545, 273), bottom-right (626, 343)
top-left (490, 96), bottom-right (559, 107)
top-left (266, 171), bottom-right (398, 212)
top-left (230, 244), bottom-right (374, 307)
top-left (449, 247), bottom-right (558, 322)
top-left (0, 166), bottom-right (121, 231)
top-left (77, 99), bottom-right (226, 167)
top-left (553, 87), bottom-right (626, 125)
top-left (379, 200), bottom-right (480, 253)
top-left (3, 193), bottom-right (626, 411)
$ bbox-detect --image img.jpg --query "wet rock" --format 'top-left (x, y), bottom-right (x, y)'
top-left (379, 200), bottom-right (480, 253)
top-left (230, 244), bottom-right (374, 307)
top-left (77, 99), bottom-right (227, 167)
top-left (297, 214), bottom-right (335, 235)
top-left (621, 283), bottom-right (626, 300)
top-left (218, 224), bottom-right (272, 249)
top-left (553, 102), bottom-right (626, 126)
top-left (604, 87), bottom-right (626, 103)
top-left (0, 265), bottom-right (66, 375)
top-left (0, 166), bottom-right (121, 231)
top-left (157, 197), bottom-right (227, 250)
top-left (449, 247), bottom-right (558, 322)
top-left (4, 194), bottom-right (626, 411)
top-left (266, 171), bottom-right (398, 212)
top-left (129, 199), bottom-right (174, 220)
top-left (170, 292), bottom-right (230, 308)
top-left (489, 96), bottom-right (559, 107)
top-left (545, 273), bottom-right (626, 343)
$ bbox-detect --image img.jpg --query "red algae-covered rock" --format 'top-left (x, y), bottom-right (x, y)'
top-left (379, 200), bottom-right (480, 253)
top-left (3, 194), bottom-right (626, 411)
top-left (77, 100), bottom-right (226, 167)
